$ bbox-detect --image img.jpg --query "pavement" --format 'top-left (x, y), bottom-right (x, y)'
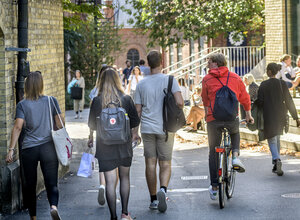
top-left (3, 109), bottom-right (300, 220)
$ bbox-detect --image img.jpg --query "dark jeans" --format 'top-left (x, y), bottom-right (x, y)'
top-left (22, 141), bottom-right (59, 217)
top-left (207, 119), bottom-right (240, 187)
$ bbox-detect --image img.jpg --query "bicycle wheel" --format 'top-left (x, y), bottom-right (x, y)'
top-left (225, 150), bottom-right (236, 199)
top-left (218, 152), bottom-right (225, 209)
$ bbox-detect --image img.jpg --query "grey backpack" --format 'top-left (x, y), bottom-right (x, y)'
top-left (97, 102), bottom-right (131, 145)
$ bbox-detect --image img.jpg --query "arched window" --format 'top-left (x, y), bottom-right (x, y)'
top-left (127, 49), bottom-right (140, 67)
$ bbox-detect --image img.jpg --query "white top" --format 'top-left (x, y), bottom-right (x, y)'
top-left (128, 75), bottom-right (143, 91)
top-left (276, 62), bottom-right (296, 83)
top-left (179, 86), bottom-right (190, 101)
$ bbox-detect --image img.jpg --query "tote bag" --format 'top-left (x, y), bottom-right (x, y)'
top-left (48, 96), bottom-right (73, 166)
top-left (71, 87), bottom-right (83, 100)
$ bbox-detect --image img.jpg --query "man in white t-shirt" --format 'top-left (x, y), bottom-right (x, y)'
top-left (135, 50), bottom-right (184, 213)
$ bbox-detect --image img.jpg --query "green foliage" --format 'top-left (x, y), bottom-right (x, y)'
top-left (124, 0), bottom-right (265, 48)
top-left (62, 0), bottom-right (104, 30)
top-left (65, 19), bottom-right (123, 89)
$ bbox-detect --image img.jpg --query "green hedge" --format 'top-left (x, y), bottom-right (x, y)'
top-left (65, 89), bottom-right (92, 111)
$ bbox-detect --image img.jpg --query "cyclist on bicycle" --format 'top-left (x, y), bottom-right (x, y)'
top-left (201, 53), bottom-right (254, 200)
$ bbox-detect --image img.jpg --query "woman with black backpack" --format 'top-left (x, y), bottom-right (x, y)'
top-left (88, 67), bottom-right (140, 220)
top-left (256, 63), bottom-right (300, 176)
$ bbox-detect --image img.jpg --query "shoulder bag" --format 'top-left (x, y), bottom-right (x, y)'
top-left (278, 80), bottom-right (289, 133)
top-left (48, 96), bottom-right (73, 166)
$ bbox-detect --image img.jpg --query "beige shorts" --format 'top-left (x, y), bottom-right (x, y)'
top-left (141, 133), bottom-right (175, 161)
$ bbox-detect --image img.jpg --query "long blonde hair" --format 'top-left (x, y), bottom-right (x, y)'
top-left (131, 66), bottom-right (141, 75)
top-left (97, 68), bottom-right (124, 108)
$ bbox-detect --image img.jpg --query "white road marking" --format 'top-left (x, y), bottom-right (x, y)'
top-left (181, 175), bottom-right (208, 180)
top-left (169, 188), bottom-right (208, 193)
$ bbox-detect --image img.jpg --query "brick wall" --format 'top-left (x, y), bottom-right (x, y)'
top-left (0, 0), bottom-right (65, 213)
top-left (0, 0), bottom-right (65, 165)
top-left (113, 28), bottom-right (160, 70)
top-left (0, 0), bottom-right (18, 165)
top-left (265, 0), bottom-right (286, 63)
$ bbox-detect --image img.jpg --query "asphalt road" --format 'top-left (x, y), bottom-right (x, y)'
top-left (4, 110), bottom-right (300, 220)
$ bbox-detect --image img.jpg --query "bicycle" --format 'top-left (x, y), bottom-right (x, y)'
top-left (215, 127), bottom-right (237, 209)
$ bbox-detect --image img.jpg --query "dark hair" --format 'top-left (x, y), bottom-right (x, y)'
top-left (125, 59), bottom-right (131, 65)
top-left (25, 71), bottom-right (43, 100)
top-left (178, 78), bottom-right (185, 86)
top-left (147, 50), bottom-right (162, 69)
top-left (139, 59), bottom-right (145, 65)
top-left (267, 62), bottom-right (281, 76)
top-left (100, 65), bottom-right (109, 75)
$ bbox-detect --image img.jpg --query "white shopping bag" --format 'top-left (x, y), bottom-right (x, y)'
top-left (77, 152), bottom-right (94, 178)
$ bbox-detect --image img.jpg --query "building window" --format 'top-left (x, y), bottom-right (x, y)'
top-left (177, 42), bottom-right (182, 68)
top-left (169, 44), bottom-right (174, 70)
top-left (286, 0), bottom-right (300, 63)
top-left (127, 49), bottom-right (140, 67)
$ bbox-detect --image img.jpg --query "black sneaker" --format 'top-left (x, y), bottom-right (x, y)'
top-left (275, 159), bottom-right (284, 176)
top-left (272, 163), bottom-right (277, 173)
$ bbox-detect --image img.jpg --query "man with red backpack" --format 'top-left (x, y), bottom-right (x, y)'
top-left (201, 53), bottom-right (254, 200)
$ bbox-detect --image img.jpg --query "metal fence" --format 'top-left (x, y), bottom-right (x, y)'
top-left (163, 46), bottom-right (265, 89)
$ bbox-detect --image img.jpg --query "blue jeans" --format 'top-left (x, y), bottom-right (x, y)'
top-left (267, 135), bottom-right (281, 163)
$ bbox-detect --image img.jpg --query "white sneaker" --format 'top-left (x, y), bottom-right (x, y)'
top-left (157, 189), bottom-right (167, 212)
top-left (208, 185), bottom-right (217, 200)
top-left (149, 200), bottom-right (159, 210)
top-left (232, 157), bottom-right (246, 173)
top-left (74, 114), bottom-right (79, 119)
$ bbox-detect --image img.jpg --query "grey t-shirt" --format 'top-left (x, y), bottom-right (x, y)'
top-left (16, 96), bottom-right (61, 149)
top-left (135, 73), bottom-right (181, 134)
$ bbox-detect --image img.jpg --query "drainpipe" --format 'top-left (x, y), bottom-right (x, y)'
top-left (17, 0), bottom-right (29, 211)
top-left (285, 0), bottom-right (289, 54)
top-left (16, 0), bottom-right (29, 103)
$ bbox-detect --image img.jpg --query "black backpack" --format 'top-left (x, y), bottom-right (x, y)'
top-left (96, 102), bottom-right (131, 145)
top-left (212, 72), bottom-right (238, 121)
top-left (163, 75), bottom-right (186, 141)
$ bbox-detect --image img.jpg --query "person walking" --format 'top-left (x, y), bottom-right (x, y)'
top-left (88, 68), bottom-right (140, 220)
top-left (139, 59), bottom-right (151, 76)
top-left (256, 63), bottom-right (300, 176)
top-left (73, 70), bottom-right (85, 119)
top-left (123, 60), bottom-right (133, 87)
top-left (127, 66), bottom-right (143, 100)
top-left (88, 65), bottom-right (110, 206)
top-left (135, 50), bottom-right (184, 212)
top-left (201, 53), bottom-right (253, 200)
top-left (6, 71), bottom-right (63, 220)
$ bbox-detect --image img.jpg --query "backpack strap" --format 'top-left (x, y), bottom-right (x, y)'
top-left (168, 75), bottom-right (173, 92)
top-left (215, 71), bottom-right (230, 87)
top-left (163, 75), bottom-right (174, 142)
top-left (226, 71), bottom-right (230, 86)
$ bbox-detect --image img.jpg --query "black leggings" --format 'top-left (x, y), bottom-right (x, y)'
top-left (21, 141), bottom-right (59, 217)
